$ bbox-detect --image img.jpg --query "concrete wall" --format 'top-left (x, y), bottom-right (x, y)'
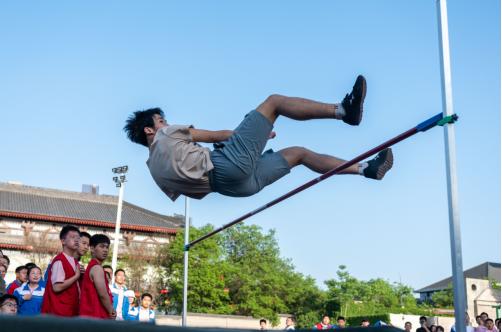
top-left (157, 313), bottom-right (290, 330)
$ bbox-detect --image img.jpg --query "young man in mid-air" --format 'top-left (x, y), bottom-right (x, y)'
top-left (125, 75), bottom-right (393, 202)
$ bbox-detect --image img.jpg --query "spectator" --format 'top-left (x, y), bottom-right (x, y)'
top-left (405, 322), bottom-right (413, 332)
top-left (6, 265), bottom-right (28, 295)
top-left (76, 231), bottom-right (91, 283)
top-left (451, 312), bottom-right (475, 332)
top-left (111, 268), bottom-right (130, 320)
top-left (77, 232), bottom-right (91, 260)
top-left (437, 326), bottom-right (445, 332)
top-left (102, 265), bottom-right (113, 283)
top-left (285, 316), bottom-right (295, 330)
top-left (0, 255), bottom-right (10, 270)
top-left (132, 293), bottom-right (155, 323)
top-left (79, 234), bottom-right (115, 319)
top-left (41, 225), bottom-right (81, 317)
top-left (314, 315), bottom-right (334, 330)
top-left (336, 316), bottom-right (347, 328)
top-left (482, 319), bottom-right (497, 332)
top-left (417, 316), bottom-right (431, 332)
top-left (0, 294), bottom-right (18, 315)
top-left (124, 289), bottom-right (138, 320)
top-left (260, 319), bottom-right (268, 330)
top-left (0, 264), bottom-right (7, 296)
top-left (361, 319), bottom-right (370, 327)
top-left (481, 313), bottom-right (489, 323)
top-left (477, 316), bottom-right (485, 327)
top-left (495, 319), bottom-right (500, 332)
top-left (431, 324), bottom-right (438, 332)
top-left (14, 266), bottom-right (45, 315)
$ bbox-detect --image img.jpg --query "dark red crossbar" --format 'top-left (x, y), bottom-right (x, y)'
top-left (186, 112), bottom-right (449, 250)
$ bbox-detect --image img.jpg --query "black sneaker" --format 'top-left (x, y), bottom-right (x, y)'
top-left (341, 75), bottom-right (367, 126)
top-left (364, 148), bottom-right (393, 180)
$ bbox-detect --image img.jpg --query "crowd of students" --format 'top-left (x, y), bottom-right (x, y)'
top-left (0, 225), bottom-right (155, 323)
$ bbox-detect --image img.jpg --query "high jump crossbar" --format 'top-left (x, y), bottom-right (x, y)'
top-left (184, 112), bottom-right (458, 251)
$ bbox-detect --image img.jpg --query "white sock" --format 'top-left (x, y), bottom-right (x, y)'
top-left (358, 162), bottom-right (369, 175)
top-left (335, 103), bottom-right (346, 119)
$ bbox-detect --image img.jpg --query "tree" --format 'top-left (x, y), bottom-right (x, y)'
top-left (431, 284), bottom-right (454, 308)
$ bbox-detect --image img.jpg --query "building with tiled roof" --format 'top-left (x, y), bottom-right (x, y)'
top-left (0, 182), bottom-right (183, 281)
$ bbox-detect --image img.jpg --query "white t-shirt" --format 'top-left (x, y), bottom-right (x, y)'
top-left (147, 125), bottom-right (213, 202)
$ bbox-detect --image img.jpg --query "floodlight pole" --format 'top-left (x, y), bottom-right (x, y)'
top-left (182, 196), bottom-right (190, 327)
top-left (436, 1), bottom-right (467, 331)
top-left (111, 166), bottom-right (128, 274)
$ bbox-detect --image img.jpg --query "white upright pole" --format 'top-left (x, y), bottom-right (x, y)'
top-left (436, 1), bottom-right (467, 332)
top-left (111, 181), bottom-right (125, 273)
top-left (182, 196), bottom-right (190, 327)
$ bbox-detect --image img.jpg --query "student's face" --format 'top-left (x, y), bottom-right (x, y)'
top-left (260, 322), bottom-right (267, 328)
top-left (0, 299), bottom-right (17, 315)
top-left (361, 321), bottom-right (370, 327)
top-left (128, 296), bottom-right (135, 305)
top-left (286, 318), bottom-right (293, 326)
top-left (62, 231), bottom-right (80, 251)
top-left (0, 266), bottom-right (6, 279)
top-left (0, 258), bottom-right (8, 268)
top-left (405, 323), bottom-right (412, 330)
top-left (144, 114), bottom-right (168, 138)
top-left (141, 296), bottom-right (152, 309)
top-left (486, 321), bottom-right (494, 330)
top-left (18, 269), bottom-right (28, 282)
top-left (481, 315), bottom-right (489, 322)
top-left (91, 243), bottom-right (110, 262)
top-left (78, 236), bottom-right (90, 257)
top-left (115, 271), bottom-right (126, 285)
top-left (338, 320), bottom-right (346, 327)
top-left (322, 317), bottom-right (330, 325)
top-left (29, 268), bottom-right (41, 284)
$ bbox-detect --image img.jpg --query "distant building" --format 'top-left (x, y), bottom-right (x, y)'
top-left (415, 262), bottom-right (501, 319)
top-left (0, 182), bottom-right (183, 283)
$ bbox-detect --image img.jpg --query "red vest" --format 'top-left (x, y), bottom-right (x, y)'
top-left (79, 258), bottom-right (112, 319)
top-left (41, 252), bottom-right (79, 317)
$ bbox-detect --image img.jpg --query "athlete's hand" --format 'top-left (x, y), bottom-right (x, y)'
top-left (268, 131), bottom-right (276, 139)
top-left (110, 309), bottom-right (117, 319)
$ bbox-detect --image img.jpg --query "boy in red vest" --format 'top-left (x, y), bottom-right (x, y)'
top-left (41, 225), bottom-right (81, 316)
top-left (79, 234), bottom-right (115, 319)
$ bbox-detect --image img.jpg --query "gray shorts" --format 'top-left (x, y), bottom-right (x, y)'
top-left (209, 110), bottom-right (291, 197)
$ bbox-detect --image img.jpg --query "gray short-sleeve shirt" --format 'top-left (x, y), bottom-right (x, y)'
top-left (147, 125), bottom-right (214, 202)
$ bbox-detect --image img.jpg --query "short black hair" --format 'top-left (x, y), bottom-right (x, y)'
top-left (361, 319), bottom-right (369, 323)
top-left (405, 322), bottom-right (412, 325)
top-left (436, 326), bottom-right (445, 332)
top-left (90, 234), bottom-right (110, 247)
top-left (420, 316), bottom-right (427, 321)
top-left (337, 316), bottom-right (346, 321)
top-left (485, 319), bottom-right (494, 324)
top-left (481, 312), bottom-right (489, 317)
top-left (0, 294), bottom-right (18, 306)
top-left (322, 314), bottom-right (330, 319)
top-left (114, 268), bottom-right (126, 276)
top-left (260, 319), bottom-right (267, 324)
top-left (15, 265), bottom-right (27, 273)
top-left (124, 108), bottom-right (165, 147)
top-left (25, 262), bottom-right (37, 270)
top-left (141, 293), bottom-right (153, 301)
top-left (80, 231), bottom-right (91, 240)
top-left (60, 225), bottom-right (80, 240)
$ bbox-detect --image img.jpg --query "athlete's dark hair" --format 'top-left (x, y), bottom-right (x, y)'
top-left (124, 108), bottom-right (165, 147)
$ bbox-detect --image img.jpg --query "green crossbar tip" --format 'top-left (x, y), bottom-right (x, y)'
top-left (438, 114), bottom-right (458, 126)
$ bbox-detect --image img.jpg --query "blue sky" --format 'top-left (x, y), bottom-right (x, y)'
top-left (0, 1), bottom-right (499, 290)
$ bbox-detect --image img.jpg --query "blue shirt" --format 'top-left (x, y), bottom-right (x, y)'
top-left (14, 282), bottom-right (45, 315)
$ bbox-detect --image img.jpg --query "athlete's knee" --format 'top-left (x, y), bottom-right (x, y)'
top-left (263, 94), bottom-right (284, 108)
top-left (280, 146), bottom-right (308, 166)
